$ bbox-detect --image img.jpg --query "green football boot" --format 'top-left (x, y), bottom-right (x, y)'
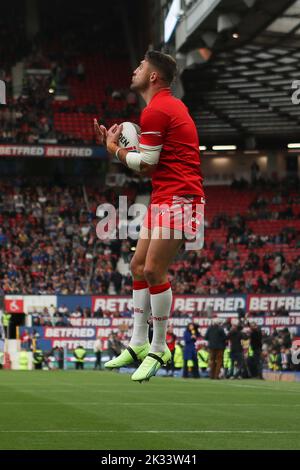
top-left (104, 342), bottom-right (150, 369)
top-left (131, 348), bottom-right (172, 383)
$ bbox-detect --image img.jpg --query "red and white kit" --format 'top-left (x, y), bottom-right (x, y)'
top-left (139, 88), bottom-right (205, 237)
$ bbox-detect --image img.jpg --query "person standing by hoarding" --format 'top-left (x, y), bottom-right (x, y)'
top-left (19, 349), bottom-right (29, 370)
top-left (166, 327), bottom-right (177, 376)
top-left (58, 347), bottom-right (64, 369)
top-left (197, 344), bottom-right (209, 375)
top-left (93, 334), bottom-right (103, 370)
top-left (173, 341), bottom-right (184, 373)
top-left (249, 322), bottom-right (263, 379)
top-left (223, 343), bottom-right (232, 378)
top-left (205, 319), bottom-right (227, 380)
top-left (20, 329), bottom-right (31, 350)
top-left (73, 345), bottom-right (86, 370)
top-left (52, 346), bottom-right (64, 370)
top-left (228, 324), bottom-right (247, 379)
top-left (183, 323), bottom-right (200, 379)
top-left (33, 348), bottom-right (44, 370)
top-left (0, 350), bottom-right (3, 369)
top-left (107, 333), bottom-right (123, 360)
top-left (2, 312), bottom-right (11, 339)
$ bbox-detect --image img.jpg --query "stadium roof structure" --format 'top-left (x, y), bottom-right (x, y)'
top-left (181, 0), bottom-right (300, 149)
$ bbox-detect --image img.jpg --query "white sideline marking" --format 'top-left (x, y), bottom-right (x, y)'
top-left (0, 402), bottom-right (300, 407)
top-left (224, 383), bottom-right (300, 393)
top-left (0, 430), bottom-right (299, 434)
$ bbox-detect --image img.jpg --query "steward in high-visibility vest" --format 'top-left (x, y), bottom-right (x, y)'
top-left (268, 350), bottom-right (280, 371)
top-left (74, 345), bottom-right (86, 370)
top-left (19, 350), bottom-right (29, 370)
top-left (173, 344), bottom-right (184, 369)
top-left (223, 347), bottom-right (232, 378)
top-left (33, 349), bottom-right (44, 369)
top-left (2, 313), bottom-right (11, 337)
top-left (197, 348), bottom-right (209, 370)
top-left (2, 313), bottom-right (11, 327)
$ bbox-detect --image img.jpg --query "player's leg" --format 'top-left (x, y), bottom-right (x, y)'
top-left (145, 228), bottom-right (183, 352)
top-left (104, 226), bottom-right (152, 369)
top-left (132, 227), bottom-right (184, 381)
top-left (129, 226), bottom-right (152, 347)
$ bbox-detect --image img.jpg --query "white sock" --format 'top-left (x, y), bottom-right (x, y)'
top-left (149, 282), bottom-right (172, 353)
top-left (130, 280), bottom-right (151, 347)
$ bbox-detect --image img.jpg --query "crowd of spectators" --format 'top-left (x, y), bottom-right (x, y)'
top-left (170, 241), bottom-right (300, 296)
top-left (0, 95), bottom-right (91, 146)
top-left (0, 178), bottom-right (299, 301)
top-left (0, 180), bottom-right (95, 294)
top-left (0, 80), bottom-right (56, 145)
top-left (219, 319), bottom-right (300, 374)
top-left (170, 178), bottom-right (300, 297)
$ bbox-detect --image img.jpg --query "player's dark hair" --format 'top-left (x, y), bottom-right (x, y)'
top-left (145, 50), bottom-right (177, 85)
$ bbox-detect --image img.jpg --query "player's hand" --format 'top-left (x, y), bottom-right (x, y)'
top-left (106, 124), bottom-right (123, 154)
top-left (107, 124), bottom-right (123, 145)
top-left (94, 119), bottom-right (107, 145)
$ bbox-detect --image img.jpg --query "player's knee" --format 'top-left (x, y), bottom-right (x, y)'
top-left (130, 257), bottom-right (144, 278)
top-left (143, 265), bottom-right (159, 285)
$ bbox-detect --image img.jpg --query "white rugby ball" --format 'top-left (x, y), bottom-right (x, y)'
top-left (118, 121), bottom-right (140, 152)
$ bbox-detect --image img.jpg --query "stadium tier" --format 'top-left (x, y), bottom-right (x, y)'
top-left (0, 0), bottom-right (139, 146)
top-left (53, 54), bottom-right (139, 142)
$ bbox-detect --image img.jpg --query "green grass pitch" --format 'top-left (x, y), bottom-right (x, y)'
top-left (0, 370), bottom-right (299, 450)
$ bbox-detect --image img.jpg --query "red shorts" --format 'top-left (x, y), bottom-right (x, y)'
top-left (142, 195), bottom-right (205, 238)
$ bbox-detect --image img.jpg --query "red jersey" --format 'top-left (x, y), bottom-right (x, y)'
top-left (139, 88), bottom-right (204, 203)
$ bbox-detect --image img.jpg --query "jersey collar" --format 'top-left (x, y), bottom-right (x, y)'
top-left (149, 87), bottom-right (171, 105)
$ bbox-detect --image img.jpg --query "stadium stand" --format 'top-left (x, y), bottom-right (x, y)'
top-left (0, 178), bottom-right (299, 301)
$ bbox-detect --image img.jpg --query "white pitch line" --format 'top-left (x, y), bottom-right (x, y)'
top-left (0, 390), bottom-right (117, 393)
top-left (224, 383), bottom-right (300, 393)
top-left (0, 430), bottom-right (299, 434)
top-left (0, 402), bottom-right (300, 407)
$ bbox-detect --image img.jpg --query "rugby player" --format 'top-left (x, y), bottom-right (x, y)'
top-left (94, 50), bottom-right (204, 382)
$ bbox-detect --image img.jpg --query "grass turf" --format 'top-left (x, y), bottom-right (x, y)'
top-left (0, 370), bottom-right (299, 450)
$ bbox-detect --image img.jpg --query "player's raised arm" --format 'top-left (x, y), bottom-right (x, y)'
top-left (105, 123), bottom-right (160, 176)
